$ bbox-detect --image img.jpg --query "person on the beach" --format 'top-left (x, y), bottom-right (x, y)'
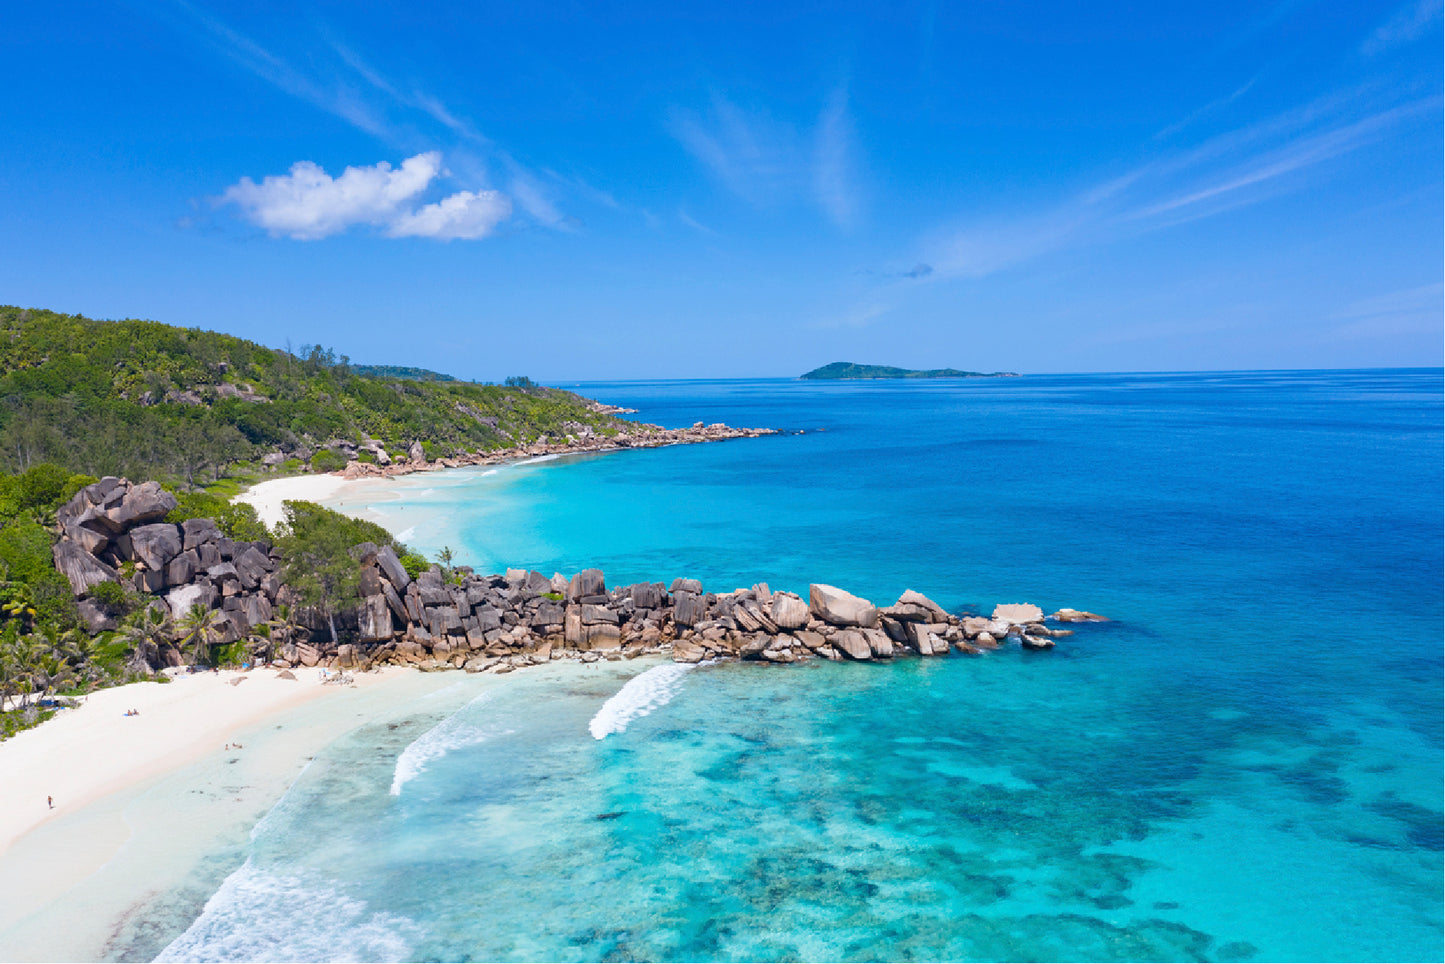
top-left (47, 796), bottom-right (53, 809)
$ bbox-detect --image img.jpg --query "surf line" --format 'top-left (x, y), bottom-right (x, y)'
top-left (588, 661), bottom-right (707, 740)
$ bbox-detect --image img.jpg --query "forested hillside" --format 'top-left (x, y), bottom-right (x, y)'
top-left (0, 306), bottom-right (625, 482)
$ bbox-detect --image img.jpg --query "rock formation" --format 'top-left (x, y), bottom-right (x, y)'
top-left (49, 479), bottom-right (1107, 676)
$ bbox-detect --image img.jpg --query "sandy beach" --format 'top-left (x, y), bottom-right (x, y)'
top-left (232, 472), bottom-right (352, 529)
top-left (0, 665), bottom-right (460, 962)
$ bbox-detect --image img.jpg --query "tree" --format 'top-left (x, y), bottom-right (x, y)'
top-left (275, 501), bottom-right (391, 644)
top-left (177, 604), bottom-right (224, 666)
top-left (119, 605), bottom-right (172, 673)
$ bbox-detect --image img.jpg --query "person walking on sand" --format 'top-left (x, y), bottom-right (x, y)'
top-left (47, 796), bottom-right (53, 810)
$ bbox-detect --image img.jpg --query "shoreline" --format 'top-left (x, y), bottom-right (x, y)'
top-left (0, 666), bottom-right (458, 962)
top-left (234, 419), bottom-right (776, 529)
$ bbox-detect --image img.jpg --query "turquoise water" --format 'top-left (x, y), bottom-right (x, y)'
top-left (157, 371), bottom-right (1441, 962)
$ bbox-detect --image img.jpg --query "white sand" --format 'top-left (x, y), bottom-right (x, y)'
top-left (232, 472), bottom-right (351, 529)
top-left (0, 666), bottom-right (456, 961)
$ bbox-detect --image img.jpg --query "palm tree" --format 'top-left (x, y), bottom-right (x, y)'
top-left (178, 604), bottom-right (225, 667)
top-left (0, 580), bottom-right (39, 632)
top-left (120, 606), bottom-right (172, 673)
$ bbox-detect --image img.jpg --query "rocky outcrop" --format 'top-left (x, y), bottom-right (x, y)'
top-left (53, 478), bottom-right (282, 652)
top-left (48, 480), bottom-right (1108, 678)
top-left (339, 421), bottom-right (779, 479)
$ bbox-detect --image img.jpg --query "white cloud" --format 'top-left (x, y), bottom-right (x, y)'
top-left (388, 190), bottom-right (511, 240)
top-left (220, 151), bottom-right (511, 240)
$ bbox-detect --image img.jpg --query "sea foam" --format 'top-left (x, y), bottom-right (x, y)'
top-left (154, 858), bottom-right (420, 963)
top-left (588, 663), bottom-right (699, 740)
top-left (390, 692), bottom-right (508, 795)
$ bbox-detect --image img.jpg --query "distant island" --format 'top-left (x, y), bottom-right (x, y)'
top-left (800, 361), bottom-right (1020, 380)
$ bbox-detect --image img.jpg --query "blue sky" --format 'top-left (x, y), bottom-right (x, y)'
top-left (1, 1), bottom-right (1440, 378)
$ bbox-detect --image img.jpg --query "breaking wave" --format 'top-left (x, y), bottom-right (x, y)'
top-left (153, 859), bottom-right (421, 963)
top-left (588, 663), bottom-right (699, 740)
top-left (390, 692), bottom-right (508, 795)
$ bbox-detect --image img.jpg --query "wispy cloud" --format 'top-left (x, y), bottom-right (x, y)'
top-left (678, 209), bottom-right (718, 236)
top-left (1362, 0), bottom-right (1443, 55)
top-left (814, 89), bottom-right (861, 230)
top-left (1320, 282), bottom-right (1444, 343)
top-left (670, 88), bottom-right (864, 228)
top-left (155, 1), bottom-right (627, 234)
top-left (917, 87), bottom-right (1438, 281)
top-left (219, 152), bottom-right (510, 240)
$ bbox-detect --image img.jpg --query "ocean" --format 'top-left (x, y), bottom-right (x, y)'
top-left (147, 370), bottom-right (1441, 962)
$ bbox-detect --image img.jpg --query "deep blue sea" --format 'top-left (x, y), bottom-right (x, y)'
top-left (158, 371), bottom-right (1442, 963)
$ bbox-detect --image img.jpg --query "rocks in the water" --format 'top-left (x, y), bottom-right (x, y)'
top-left (671, 637), bottom-right (706, 663)
top-left (1052, 608), bottom-right (1107, 622)
top-left (992, 603), bottom-right (1044, 624)
top-left (809, 584), bottom-right (879, 628)
top-left (770, 592), bottom-right (809, 630)
top-left (833, 629), bottom-right (873, 661)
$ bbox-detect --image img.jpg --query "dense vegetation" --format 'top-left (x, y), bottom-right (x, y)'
top-left (0, 305), bottom-right (625, 483)
top-left (799, 361), bottom-right (1019, 379)
top-left (0, 465), bottom-right (131, 734)
top-left (0, 462), bottom-right (435, 737)
top-left (0, 303), bottom-right (619, 738)
top-left (351, 364), bottom-right (457, 382)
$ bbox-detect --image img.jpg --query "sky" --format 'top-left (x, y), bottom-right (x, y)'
top-left (1, 1), bottom-right (1440, 379)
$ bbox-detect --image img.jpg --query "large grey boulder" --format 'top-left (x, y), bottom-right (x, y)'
top-left (101, 481), bottom-right (176, 532)
top-left (580, 604), bottom-right (619, 626)
top-left (52, 542), bottom-right (119, 597)
top-left (567, 568), bottom-right (606, 602)
top-left (862, 628), bottom-right (894, 658)
top-left (671, 637), bottom-right (706, 663)
top-left (374, 545), bottom-right (411, 590)
top-left (532, 600), bottom-right (565, 626)
top-left (235, 546), bottom-right (272, 590)
top-left (670, 577), bottom-right (703, 595)
top-left (359, 594), bottom-right (394, 642)
top-left (906, 622), bottom-right (950, 656)
top-left (808, 584), bottom-right (879, 628)
top-left (128, 523), bottom-right (183, 571)
top-left (78, 598), bottom-right (119, 634)
top-left (832, 629), bottom-right (873, 660)
top-left (631, 582), bottom-right (664, 610)
top-left (165, 548), bottom-right (199, 587)
top-left (673, 591), bottom-right (707, 628)
top-left (898, 589), bottom-right (948, 620)
top-left (181, 518), bottom-right (222, 550)
top-left (166, 583), bottom-right (218, 620)
top-left (770, 592), bottom-right (809, 630)
top-left (993, 603), bottom-right (1044, 624)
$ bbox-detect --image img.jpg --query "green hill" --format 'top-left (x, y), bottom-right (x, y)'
top-left (799, 361), bottom-right (1019, 380)
top-left (0, 306), bottom-right (626, 483)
